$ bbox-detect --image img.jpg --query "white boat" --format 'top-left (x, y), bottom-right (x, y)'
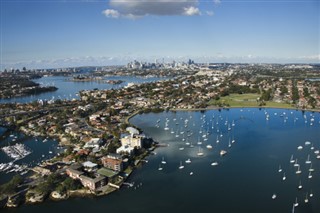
top-left (179, 161), bottom-right (184, 169)
top-left (315, 150), bottom-right (320, 154)
top-left (298, 180), bottom-right (302, 190)
top-left (282, 172), bottom-right (286, 181)
top-left (294, 159), bottom-right (299, 167)
top-left (308, 171), bottom-right (312, 179)
top-left (161, 157), bottom-right (166, 164)
top-left (185, 159), bottom-right (191, 164)
top-left (297, 146), bottom-right (303, 150)
top-left (206, 144), bottom-right (213, 149)
top-left (305, 154), bottom-right (311, 164)
top-left (278, 165), bottom-right (282, 173)
top-left (305, 141), bottom-right (311, 145)
top-left (189, 172), bottom-right (193, 176)
top-left (197, 147), bottom-right (204, 156)
top-left (296, 165), bottom-right (302, 174)
top-left (308, 163), bottom-right (314, 172)
top-left (290, 155), bottom-right (295, 163)
top-left (310, 190), bottom-right (313, 197)
top-left (272, 194), bottom-right (277, 200)
top-left (179, 147), bottom-right (185, 151)
top-left (211, 162), bottom-right (218, 166)
top-left (158, 164), bottom-right (163, 171)
top-left (304, 193), bottom-right (309, 203)
top-left (228, 139), bottom-right (231, 148)
top-left (220, 150), bottom-right (227, 156)
top-left (294, 197), bottom-right (299, 207)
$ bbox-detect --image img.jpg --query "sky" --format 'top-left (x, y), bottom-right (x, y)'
top-left (0, 0), bottom-right (319, 69)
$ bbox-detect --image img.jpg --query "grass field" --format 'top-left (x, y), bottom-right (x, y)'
top-left (208, 93), bottom-right (293, 108)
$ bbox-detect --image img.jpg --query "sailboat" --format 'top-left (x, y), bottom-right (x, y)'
top-left (179, 161), bottom-right (184, 169)
top-left (158, 164), bottom-right (163, 171)
top-left (161, 157), bottom-right (167, 164)
top-left (272, 194), bottom-right (277, 200)
top-left (278, 165), bottom-right (282, 173)
top-left (296, 165), bottom-right (302, 174)
top-left (294, 197), bottom-right (299, 207)
top-left (282, 172), bottom-right (286, 181)
top-left (206, 143), bottom-right (213, 149)
top-left (304, 193), bottom-right (309, 203)
top-left (211, 161), bottom-right (218, 166)
top-left (290, 155), bottom-right (295, 163)
top-left (216, 135), bottom-right (219, 143)
top-left (308, 163), bottom-right (314, 172)
top-left (197, 136), bottom-right (202, 145)
top-left (308, 171), bottom-right (312, 179)
top-left (197, 147), bottom-right (204, 156)
top-left (294, 159), bottom-right (299, 167)
top-left (185, 159), bottom-right (191, 164)
top-left (228, 139), bottom-right (232, 148)
top-left (298, 180), bottom-right (302, 190)
top-left (305, 154), bottom-right (311, 164)
top-left (220, 150), bottom-right (227, 156)
top-left (310, 190), bottom-right (313, 197)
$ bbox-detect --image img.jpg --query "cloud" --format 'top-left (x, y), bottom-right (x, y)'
top-left (213, 0), bottom-right (221, 5)
top-left (102, 9), bottom-right (120, 18)
top-left (183, 6), bottom-right (201, 16)
top-left (103, 0), bottom-right (202, 19)
top-left (206, 11), bottom-right (214, 16)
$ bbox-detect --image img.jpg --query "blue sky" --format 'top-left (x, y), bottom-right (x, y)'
top-left (0, 0), bottom-right (319, 69)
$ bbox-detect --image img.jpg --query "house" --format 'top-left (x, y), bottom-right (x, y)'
top-left (66, 168), bottom-right (84, 179)
top-left (120, 134), bottom-right (143, 148)
top-left (79, 175), bottom-right (106, 191)
top-left (101, 154), bottom-right (123, 172)
top-left (82, 161), bottom-right (98, 171)
top-left (83, 138), bottom-right (102, 149)
top-left (116, 145), bottom-right (135, 155)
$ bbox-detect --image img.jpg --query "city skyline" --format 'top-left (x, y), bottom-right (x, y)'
top-left (1, 0), bottom-right (319, 69)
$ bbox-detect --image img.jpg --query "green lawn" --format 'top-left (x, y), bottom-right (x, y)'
top-left (208, 93), bottom-right (293, 108)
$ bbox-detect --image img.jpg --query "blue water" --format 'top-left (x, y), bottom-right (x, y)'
top-left (0, 131), bottom-right (60, 184)
top-left (2, 108), bottom-right (319, 213)
top-left (0, 75), bottom-right (168, 104)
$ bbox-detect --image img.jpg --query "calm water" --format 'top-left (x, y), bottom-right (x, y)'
top-left (0, 131), bottom-right (60, 184)
top-left (2, 108), bottom-right (319, 213)
top-left (0, 75), bottom-right (167, 103)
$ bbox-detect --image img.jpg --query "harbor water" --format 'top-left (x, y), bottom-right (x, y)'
top-left (1, 108), bottom-right (319, 213)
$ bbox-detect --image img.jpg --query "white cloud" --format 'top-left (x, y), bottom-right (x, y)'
top-left (102, 9), bottom-right (120, 18)
top-left (206, 11), bottom-right (214, 16)
top-left (183, 6), bottom-right (201, 16)
top-left (103, 0), bottom-right (201, 19)
top-left (213, 0), bottom-right (221, 5)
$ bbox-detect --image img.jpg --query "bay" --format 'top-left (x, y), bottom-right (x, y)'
top-left (0, 75), bottom-right (167, 104)
top-left (2, 108), bottom-right (319, 213)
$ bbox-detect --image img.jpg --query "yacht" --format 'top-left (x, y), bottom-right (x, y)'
top-left (298, 180), bottom-right (302, 190)
top-left (272, 194), bottom-right (277, 200)
top-left (216, 135), bottom-right (219, 143)
top-left (179, 161), bottom-right (184, 169)
top-left (179, 147), bottom-right (185, 151)
top-left (293, 159), bottom-right (299, 167)
top-left (197, 147), bottom-right (204, 156)
top-left (310, 190), bottom-right (313, 197)
top-left (305, 154), bottom-right (311, 164)
top-left (304, 193), bottom-right (309, 203)
top-left (294, 197), bottom-right (299, 207)
top-left (161, 157), bottom-right (166, 164)
top-left (278, 165), bottom-right (282, 173)
top-left (206, 144), bottom-right (213, 149)
top-left (220, 150), bottom-right (227, 156)
top-left (211, 162), bottom-right (218, 166)
top-left (189, 172), bottom-right (193, 176)
top-left (305, 141), bottom-right (311, 146)
top-left (308, 171), bottom-right (312, 179)
top-left (290, 155), bottom-right (295, 163)
top-left (158, 164), bottom-right (163, 171)
top-left (297, 146), bottom-right (303, 150)
top-left (282, 172), bottom-right (286, 181)
top-left (185, 159), bottom-right (191, 164)
top-left (228, 139), bottom-right (232, 148)
top-left (308, 163), bottom-right (314, 172)
top-left (296, 165), bottom-right (302, 174)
